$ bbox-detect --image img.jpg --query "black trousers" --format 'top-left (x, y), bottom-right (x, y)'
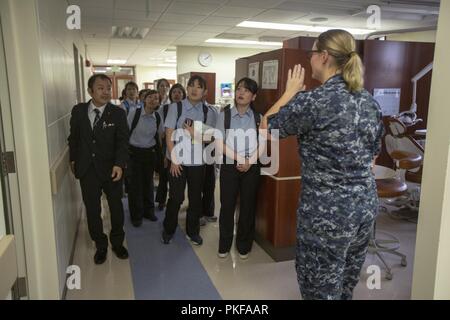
top-left (219, 164), bottom-right (260, 254)
top-left (164, 165), bottom-right (204, 237)
top-left (79, 165), bottom-right (125, 250)
top-left (128, 145), bottom-right (156, 223)
top-left (202, 164), bottom-right (216, 217)
top-left (155, 160), bottom-right (169, 206)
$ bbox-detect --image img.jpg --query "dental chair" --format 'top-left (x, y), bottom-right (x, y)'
top-left (383, 117), bottom-right (424, 222)
top-left (371, 165), bottom-right (409, 280)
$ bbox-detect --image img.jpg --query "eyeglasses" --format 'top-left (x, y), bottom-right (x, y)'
top-left (306, 50), bottom-right (322, 59)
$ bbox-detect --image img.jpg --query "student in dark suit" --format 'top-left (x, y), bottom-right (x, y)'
top-left (68, 74), bottom-right (130, 265)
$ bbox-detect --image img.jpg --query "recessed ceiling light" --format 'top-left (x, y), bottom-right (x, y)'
top-left (237, 21), bottom-right (375, 35)
top-left (205, 38), bottom-right (282, 46)
top-left (107, 59), bottom-right (127, 64)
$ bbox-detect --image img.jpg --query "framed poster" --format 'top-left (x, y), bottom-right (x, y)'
top-left (248, 62), bottom-right (260, 84)
top-left (373, 88), bottom-right (401, 116)
top-left (262, 60), bottom-right (278, 89)
top-left (221, 83), bottom-right (232, 98)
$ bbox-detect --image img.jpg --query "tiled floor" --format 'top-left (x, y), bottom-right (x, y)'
top-left (65, 185), bottom-right (417, 300)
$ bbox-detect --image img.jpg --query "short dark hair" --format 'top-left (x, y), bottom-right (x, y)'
top-left (187, 75), bottom-right (207, 89)
top-left (88, 74), bottom-right (112, 90)
top-left (157, 78), bottom-right (170, 89)
top-left (169, 83), bottom-right (187, 101)
top-left (236, 77), bottom-right (258, 94)
top-left (124, 81), bottom-right (139, 91)
top-left (143, 89), bottom-right (160, 102)
top-left (139, 89), bottom-right (149, 98)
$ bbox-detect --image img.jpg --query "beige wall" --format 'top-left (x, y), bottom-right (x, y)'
top-left (387, 30), bottom-right (436, 43)
top-left (135, 66), bottom-right (177, 89)
top-left (176, 46), bottom-right (271, 104)
top-left (412, 0), bottom-right (450, 299)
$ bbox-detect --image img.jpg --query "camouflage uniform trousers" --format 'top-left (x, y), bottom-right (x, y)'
top-left (295, 213), bottom-right (375, 300)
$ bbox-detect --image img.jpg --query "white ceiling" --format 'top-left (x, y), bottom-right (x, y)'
top-left (67, 0), bottom-right (440, 67)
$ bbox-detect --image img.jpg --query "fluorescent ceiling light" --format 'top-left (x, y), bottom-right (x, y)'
top-left (237, 21), bottom-right (375, 35)
top-left (165, 59), bottom-right (177, 63)
top-left (157, 63), bottom-right (177, 67)
top-left (107, 59), bottom-right (127, 64)
top-left (205, 38), bottom-right (282, 46)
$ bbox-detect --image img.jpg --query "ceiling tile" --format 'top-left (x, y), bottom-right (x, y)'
top-left (224, 27), bottom-right (266, 35)
top-left (112, 19), bottom-right (156, 28)
top-left (69, 0), bottom-right (114, 9)
top-left (212, 6), bottom-right (265, 18)
top-left (252, 9), bottom-right (309, 23)
top-left (115, 0), bottom-right (169, 12)
top-left (147, 29), bottom-right (185, 37)
top-left (173, 39), bottom-right (203, 45)
top-left (110, 39), bottom-right (143, 46)
top-left (114, 9), bottom-right (160, 21)
top-left (200, 16), bottom-right (244, 26)
top-left (80, 6), bottom-right (114, 19)
top-left (190, 24), bottom-right (230, 33)
top-left (159, 13), bottom-right (207, 23)
top-left (226, 0), bottom-right (285, 9)
top-left (183, 31), bottom-right (220, 39)
top-left (153, 21), bottom-right (196, 31)
top-left (166, 1), bottom-right (222, 15)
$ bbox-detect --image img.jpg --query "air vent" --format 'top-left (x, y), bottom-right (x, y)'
top-left (112, 26), bottom-right (150, 39)
top-left (310, 17), bottom-right (329, 22)
top-left (215, 33), bottom-right (252, 40)
top-left (379, 0), bottom-right (440, 7)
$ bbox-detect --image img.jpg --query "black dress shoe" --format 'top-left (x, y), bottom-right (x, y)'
top-left (131, 219), bottom-right (143, 227)
top-left (161, 231), bottom-right (172, 244)
top-left (144, 212), bottom-right (158, 221)
top-left (112, 246), bottom-right (129, 259)
top-left (94, 248), bottom-right (107, 265)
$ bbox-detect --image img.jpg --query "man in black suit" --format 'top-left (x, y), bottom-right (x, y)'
top-left (68, 74), bottom-right (130, 264)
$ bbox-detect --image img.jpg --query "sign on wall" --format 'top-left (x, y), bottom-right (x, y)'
top-left (373, 88), bottom-right (401, 116)
top-left (262, 60), bottom-right (279, 90)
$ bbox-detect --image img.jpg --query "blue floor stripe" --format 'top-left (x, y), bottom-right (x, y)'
top-left (123, 199), bottom-right (222, 300)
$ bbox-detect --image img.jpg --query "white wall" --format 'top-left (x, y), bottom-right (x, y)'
top-left (36, 0), bottom-right (88, 297)
top-left (0, 0), bottom-right (88, 298)
top-left (411, 0), bottom-right (450, 299)
top-left (0, 0), bottom-right (59, 299)
top-left (135, 66), bottom-right (176, 89)
top-left (387, 30), bottom-right (436, 43)
top-left (176, 46), bottom-right (271, 104)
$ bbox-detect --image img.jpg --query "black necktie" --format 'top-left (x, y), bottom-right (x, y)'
top-left (93, 109), bottom-right (101, 128)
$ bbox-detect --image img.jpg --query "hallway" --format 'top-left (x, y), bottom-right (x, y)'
top-left (66, 182), bottom-right (416, 300)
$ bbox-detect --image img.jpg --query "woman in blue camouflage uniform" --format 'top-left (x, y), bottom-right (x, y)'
top-left (261, 29), bottom-right (384, 300)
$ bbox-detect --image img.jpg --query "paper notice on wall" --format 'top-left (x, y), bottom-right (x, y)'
top-left (262, 60), bottom-right (279, 89)
top-left (373, 88), bottom-right (401, 116)
top-left (248, 62), bottom-right (260, 84)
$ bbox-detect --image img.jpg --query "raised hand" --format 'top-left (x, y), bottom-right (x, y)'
top-left (285, 64), bottom-right (306, 97)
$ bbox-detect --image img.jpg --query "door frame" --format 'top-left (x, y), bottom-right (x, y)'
top-left (0, 13), bottom-right (28, 299)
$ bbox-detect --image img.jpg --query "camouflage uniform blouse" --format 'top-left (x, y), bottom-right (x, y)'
top-left (268, 74), bottom-right (384, 225)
